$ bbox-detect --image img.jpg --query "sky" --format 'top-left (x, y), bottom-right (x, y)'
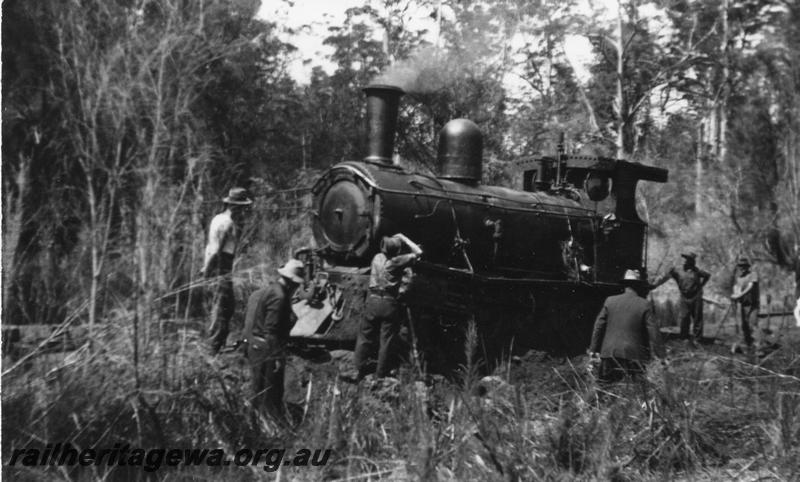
top-left (255, 0), bottom-right (692, 126)
top-left (257, 0), bottom-right (372, 81)
top-left (256, 0), bottom-right (658, 90)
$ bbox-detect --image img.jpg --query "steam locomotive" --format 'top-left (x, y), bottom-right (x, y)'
top-left (290, 85), bottom-right (667, 370)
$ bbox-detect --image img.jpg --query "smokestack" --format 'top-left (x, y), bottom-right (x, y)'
top-left (363, 84), bottom-right (404, 164)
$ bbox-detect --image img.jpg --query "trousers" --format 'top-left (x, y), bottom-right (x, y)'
top-left (207, 253), bottom-right (235, 354)
top-left (247, 335), bottom-right (286, 420)
top-left (678, 296), bottom-right (703, 339)
top-left (740, 305), bottom-right (760, 347)
top-left (599, 357), bottom-right (645, 383)
top-left (354, 294), bottom-right (402, 379)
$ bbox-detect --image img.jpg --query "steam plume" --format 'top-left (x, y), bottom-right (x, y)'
top-left (373, 47), bottom-right (456, 93)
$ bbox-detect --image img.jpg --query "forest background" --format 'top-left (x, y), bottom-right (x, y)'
top-left (2, 0), bottom-right (799, 479)
top-left (3, 0), bottom-right (799, 328)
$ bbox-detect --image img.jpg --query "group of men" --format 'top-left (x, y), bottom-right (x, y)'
top-left (203, 187), bottom-right (779, 416)
top-left (201, 187), bottom-right (422, 421)
top-left (200, 187), bottom-right (306, 421)
top-left (588, 252), bottom-right (764, 382)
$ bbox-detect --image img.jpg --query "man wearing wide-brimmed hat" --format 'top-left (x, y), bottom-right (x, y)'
top-left (589, 269), bottom-right (666, 383)
top-left (652, 252), bottom-right (711, 342)
top-left (201, 187), bottom-right (253, 354)
top-left (242, 258), bottom-right (306, 420)
top-left (731, 257), bottom-right (761, 353)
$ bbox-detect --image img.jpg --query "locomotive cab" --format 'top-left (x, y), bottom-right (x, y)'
top-left (519, 154), bottom-right (667, 209)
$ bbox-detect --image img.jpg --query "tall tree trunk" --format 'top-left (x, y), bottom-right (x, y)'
top-left (717, 0), bottom-right (730, 163)
top-left (86, 174), bottom-right (99, 338)
top-left (695, 122), bottom-right (704, 215)
top-left (301, 131), bottom-right (307, 170)
top-left (615, 0), bottom-right (625, 159)
top-left (435, 0), bottom-right (442, 49)
top-left (136, 181), bottom-right (155, 345)
top-left (2, 154), bottom-right (29, 312)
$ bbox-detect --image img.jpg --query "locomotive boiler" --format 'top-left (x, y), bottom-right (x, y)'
top-left (291, 85), bottom-right (667, 371)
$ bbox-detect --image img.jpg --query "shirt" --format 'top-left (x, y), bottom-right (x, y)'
top-left (243, 280), bottom-right (293, 340)
top-left (669, 266), bottom-right (710, 300)
top-left (734, 270), bottom-right (760, 308)
top-left (368, 252), bottom-right (418, 294)
top-left (204, 211), bottom-right (237, 269)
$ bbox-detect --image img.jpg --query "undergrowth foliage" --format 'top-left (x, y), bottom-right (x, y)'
top-left (3, 315), bottom-right (799, 480)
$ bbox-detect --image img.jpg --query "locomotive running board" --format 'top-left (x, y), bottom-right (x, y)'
top-left (415, 261), bottom-right (622, 290)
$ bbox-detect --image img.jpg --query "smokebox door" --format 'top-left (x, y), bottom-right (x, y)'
top-left (318, 180), bottom-right (371, 254)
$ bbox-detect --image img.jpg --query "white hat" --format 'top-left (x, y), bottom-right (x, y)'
top-left (277, 259), bottom-right (305, 284)
top-left (622, 269), bottom-right (642, 282)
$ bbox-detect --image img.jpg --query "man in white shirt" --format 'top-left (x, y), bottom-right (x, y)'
top-left (794, 297), bottom-right (800, 328)
top-left (201, 187), bottom-right (252, 354)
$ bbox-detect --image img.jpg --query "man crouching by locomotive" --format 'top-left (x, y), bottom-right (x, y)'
top-left (242, 259), bottom-right (305, 421)
top-left (589, 269), bottom-right (667, 383)
top-left (354, 234), bottom-right (423, 381)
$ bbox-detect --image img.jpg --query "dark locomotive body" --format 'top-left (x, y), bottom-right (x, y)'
top-left (292, 85), bottom-right (667, 370)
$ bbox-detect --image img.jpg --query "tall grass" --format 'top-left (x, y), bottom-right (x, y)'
top-left (3, 190), bottom-right (798, 480)
top-left (4, 312), bottom-right (799, 480)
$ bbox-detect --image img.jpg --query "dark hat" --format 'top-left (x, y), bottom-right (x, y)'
top-left (381, 236), bottom-right (402, 256)
top-left (737, 257), bottom-right (751, 267)
top-left (681, 252), bottom-right (697, 261)
top-left (223, 187), bottom-right (253, 205)
top-left (621, 269), bottom-right (643, 283)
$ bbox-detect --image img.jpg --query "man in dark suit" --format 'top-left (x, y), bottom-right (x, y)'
top-left (589, 269), bottom-right (667, 383)
top-left (242, 258), bottom-right (305, 421)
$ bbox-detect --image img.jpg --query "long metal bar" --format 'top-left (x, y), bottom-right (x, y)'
top-left (416, 261), bottom-right (621, 289)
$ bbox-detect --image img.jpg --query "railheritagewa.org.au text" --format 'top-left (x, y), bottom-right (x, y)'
top-left (7, 443), bottom-right (332, 472)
